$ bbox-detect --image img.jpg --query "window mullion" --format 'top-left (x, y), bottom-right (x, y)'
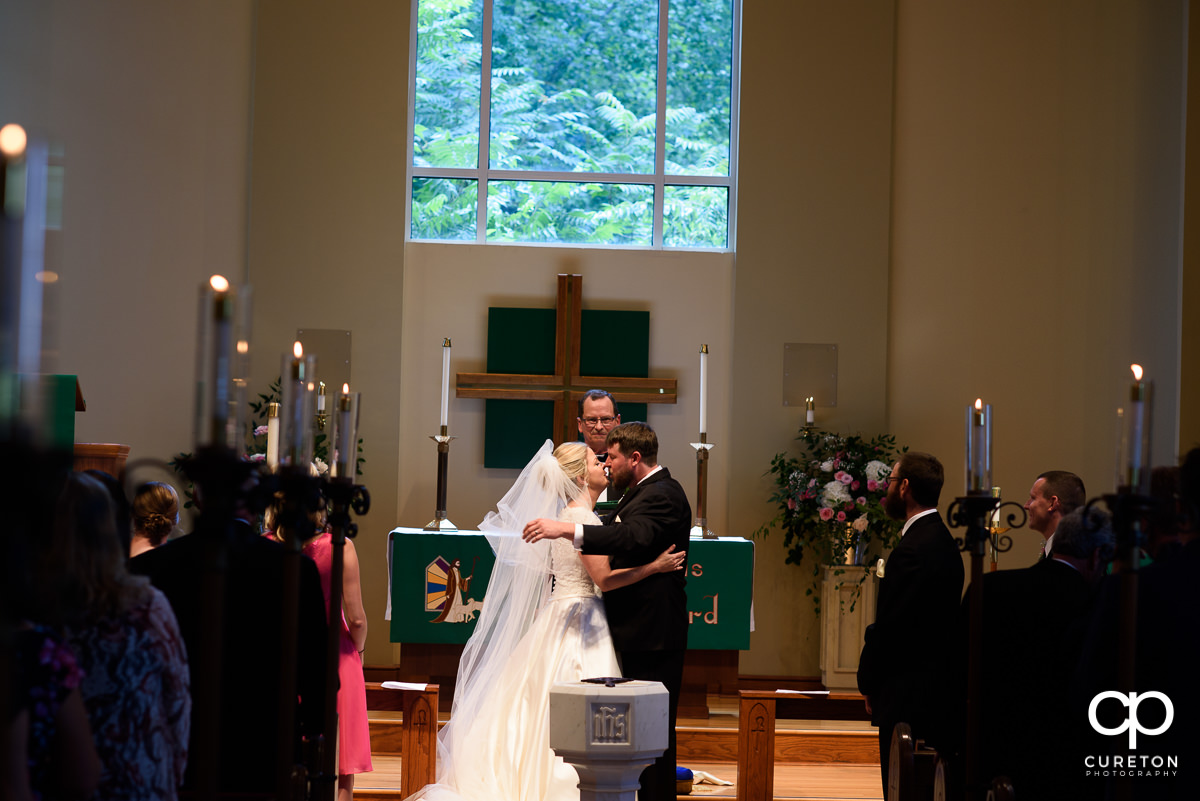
top-left (654, 0), bottom-right (669, 249)
top-left (477, 0), bottom-right (495, 243)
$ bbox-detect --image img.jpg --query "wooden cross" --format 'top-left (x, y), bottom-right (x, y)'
top-left (455, 274), bottom-right (678, 446)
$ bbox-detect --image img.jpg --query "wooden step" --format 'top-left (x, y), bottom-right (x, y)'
top-left (368, 716), bottom-right (877, 765)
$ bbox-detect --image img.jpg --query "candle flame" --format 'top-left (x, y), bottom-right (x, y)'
top-left (342, 383), bottom-right (350, 394)
top-left (236, 340), bottom-right (248, 355)
top-left (293, 341), bottom-right (303, 359)
top-left (1131, 364), bottom-right (1143, 381)
top-left (974, 398), bottom-right (983, 411)
top-left (0, 124), bottom-right (27, 157)
top-left (209, 275), bottom-right (229, 292)
top-left (307, 382), bottom-right (315, 391)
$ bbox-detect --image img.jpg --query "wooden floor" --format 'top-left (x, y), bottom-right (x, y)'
top-left (354, 695), bottom-right (883, 801)
top-left (356, 756), bottom-right (883, 800)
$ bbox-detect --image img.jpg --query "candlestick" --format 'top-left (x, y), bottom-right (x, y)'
top-left (424, 424), bottom-right (457, 531)
top-left (699, 344), bottom-right (708, 435)
top-left (334, 383), bottom-right (360, 479)
top-left (965, 398), bottom-right (992, 494)
top-left (279, 341), bottom-right (318, 467)
top-left (1122, 364), bottom-right (1153, 493)
top-left (266, 402), bottom-right (280, 470)
top-left (805, 397), bottom-right (815, 426)
top-left (440, 338), bottom-right (451, 428)
top-left (690, 435), bottom-right (716, 539)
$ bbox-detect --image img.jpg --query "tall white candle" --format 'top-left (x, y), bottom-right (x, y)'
top-left (806, 397), bottom-right (815, 425)
top-left (440, 338), bottom-right (451, 428)
top-left (699, 344), bottom-right (708, 435)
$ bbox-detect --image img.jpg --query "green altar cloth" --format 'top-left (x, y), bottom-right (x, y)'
top-left (387, 528), bottom-right (753, 650)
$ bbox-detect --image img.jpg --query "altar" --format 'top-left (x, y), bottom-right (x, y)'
top-left (387, 528), bottom-right (754, 650)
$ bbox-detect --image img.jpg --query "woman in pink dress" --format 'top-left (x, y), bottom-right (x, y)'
top-left (266, 503), bottom-right (371, 801)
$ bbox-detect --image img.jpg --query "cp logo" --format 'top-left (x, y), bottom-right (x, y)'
top-left (1088, 691), bottom-right (1174, 749)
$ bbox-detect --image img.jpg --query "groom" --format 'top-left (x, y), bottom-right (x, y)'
top-left (524, 421), bottom-right (691, 801)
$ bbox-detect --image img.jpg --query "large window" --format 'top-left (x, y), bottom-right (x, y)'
top-left (408, 0), bottom-right (740, 250)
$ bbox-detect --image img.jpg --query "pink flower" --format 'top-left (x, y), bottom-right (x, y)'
top-left (867, 479), bottom-right (878, 492)
top-left (254, 425), bottom-right (269, 437)
top-left (249, 453), bottom-right (266, 462)
top-left (857, 497), bottom-right (867, 506)
top-left (808, 478), bottom-right (817, 487)
top-left (836, 471), bottom-right (853, 485)
top-left (844, 502), bottom-right (855, 511)
top-left (787, 498), bottom-right (796, 510)
top-left (851, 480), bottom-right (861, 491)
top-left (836, 511), bottom-right (847, 522)
top-left (819, 508), bottom-right (834, 521)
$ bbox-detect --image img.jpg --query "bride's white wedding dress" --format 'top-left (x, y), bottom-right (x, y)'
top-left (438, 505), bottom-right (620, 801)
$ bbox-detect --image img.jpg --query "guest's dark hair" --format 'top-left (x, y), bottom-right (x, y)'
top-left (607, 421), bottom-right (658, 465)
top-left (46, 472), bottom-right (151, 626)
top-left (577, 389), bottom-right (618, 417)
top-left (1054, 506), bottom-right (1115, 562)
top-left (131, 482), bottom-right (180, 547)
top-left (1036, 470), bottom-right (1086, 515)
top-left (897, 452), bottom-right (944, 508)
top-left (84, 469), bottom-right (133, 557)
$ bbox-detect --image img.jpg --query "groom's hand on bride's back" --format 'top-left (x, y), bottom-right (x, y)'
top-left (522, 518), bottom-right (573, 543)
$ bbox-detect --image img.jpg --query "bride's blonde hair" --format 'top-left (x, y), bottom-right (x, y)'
top-left (553, 442), bottom-right (588, 484)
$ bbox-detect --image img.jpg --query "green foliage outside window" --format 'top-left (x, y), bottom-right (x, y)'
top-left (411, 0), bottom-right (737, 249)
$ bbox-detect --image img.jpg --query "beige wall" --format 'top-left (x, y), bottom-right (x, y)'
top-left (3, 0), bottom-right (1191, 677)
top-left (247, 0), bottom-right (410, 664)
top-left (888, 0), bottom-right (1185, 568)
top-left (0, 0), bottom-right (253, 500)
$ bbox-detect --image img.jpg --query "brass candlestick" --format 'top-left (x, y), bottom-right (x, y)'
top-left (689, 433), bottom-right (716, 539)
top-left (423, 425), bottom-right (457, 531)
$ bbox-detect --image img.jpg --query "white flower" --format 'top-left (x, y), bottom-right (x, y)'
top-left (821, 480), bottom-right (852, 508)
top-left (852, 516), bottom-right (869, 533)
top-left (314, 457), bottom-right (329, 475)
top-left (866, 460), bottom-right (891, 483)
top-left (820, 459), bottom-right (835, 473)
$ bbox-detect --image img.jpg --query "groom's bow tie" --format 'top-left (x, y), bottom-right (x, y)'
top-left (596, 452), bottom-right (608, 463)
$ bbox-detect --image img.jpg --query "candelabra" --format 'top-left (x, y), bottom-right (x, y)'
top-left (689, 434), bottom-right (716, 539)
top-left (947, 492), bottom-right (1022, 801)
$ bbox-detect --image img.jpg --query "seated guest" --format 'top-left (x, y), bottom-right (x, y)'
top-left (129, 481), bottom-right (180, 558)
top-left (130, 470), bottom-right (328, 795)
top-left (970, 506), bottom-right (1113, 800)
top-left (1022, 470), bottom-right (1085, 559)
top-left (45, 472), bottom-right (191, 800)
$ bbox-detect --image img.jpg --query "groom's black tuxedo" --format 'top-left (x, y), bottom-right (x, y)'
top-left (580, 466), bottom-right (691, 801)
top-left (581, 466), bottom-right (691, 650)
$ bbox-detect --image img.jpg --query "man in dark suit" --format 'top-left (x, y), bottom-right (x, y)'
top-left (524, 421), bottom-right (691, 801)
top-left (857, 451), bottom-right (964, 794)
top-left (969, 506), bottom-right (1112, 800)
top-left (130, 505), bottom-right (328, 794)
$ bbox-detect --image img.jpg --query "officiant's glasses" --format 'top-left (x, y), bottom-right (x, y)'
top-left (580, 416), bottom-right (617, 427)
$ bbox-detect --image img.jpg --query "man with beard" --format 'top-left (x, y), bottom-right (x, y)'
top-left (857, 451), bottom-right (964, 795)
top-left (523, 421), bottom-right (691, 801)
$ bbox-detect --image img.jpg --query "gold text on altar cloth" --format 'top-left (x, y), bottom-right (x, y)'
top-left (688, 593), bottom-right (718, 625)
top-left (591, 703), bottom-right (629, 744)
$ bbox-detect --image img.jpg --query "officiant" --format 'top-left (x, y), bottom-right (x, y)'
top-left (577, 389), bottom-right (621, 502)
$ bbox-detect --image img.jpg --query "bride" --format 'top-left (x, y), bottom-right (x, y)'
top-left (421, 440), bottom-right (685, 801)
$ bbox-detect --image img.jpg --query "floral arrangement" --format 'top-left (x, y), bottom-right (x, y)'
top-left (755, 427), bottom-right (906, 610)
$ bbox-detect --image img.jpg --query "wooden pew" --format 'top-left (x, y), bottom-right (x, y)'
top-left (365, 682), bottom-right (439, 797)
top-left (735, 690), bottom-right (873, 801)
